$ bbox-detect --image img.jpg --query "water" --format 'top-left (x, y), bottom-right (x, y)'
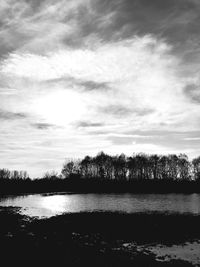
top-left (0, 193), bottom-right (200, 218)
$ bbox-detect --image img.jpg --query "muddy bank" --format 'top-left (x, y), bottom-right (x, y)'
top-left (0, 207), bottom-right (200, 266)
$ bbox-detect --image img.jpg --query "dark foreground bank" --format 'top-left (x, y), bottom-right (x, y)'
top-left (1, 178), bottom-right (200, 195)
top-left (1, 207), bottom-right (200, 267)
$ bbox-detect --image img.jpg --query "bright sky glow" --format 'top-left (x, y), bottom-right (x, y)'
top-left (34, 90), bottom-right (86, 125)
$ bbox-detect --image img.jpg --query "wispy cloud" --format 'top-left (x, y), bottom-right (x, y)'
top-left (78, 80), bottom-right (110, 91)
top-left (183, 83), bottom-right (200, 104)
top-left (98, 105), bottom-right (155, 118)
top-left (31, 122), bottom-right (57, 130)
top-left (0, 109), bottom-right (27, 120)
top-left (76, 121), bottom-right (105, 128)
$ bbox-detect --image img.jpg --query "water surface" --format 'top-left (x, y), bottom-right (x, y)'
top-left (1, 193), bottom-right (200, 218)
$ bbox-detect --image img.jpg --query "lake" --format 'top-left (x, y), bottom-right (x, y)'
top-left (0, 193), bottom-right (200, 218)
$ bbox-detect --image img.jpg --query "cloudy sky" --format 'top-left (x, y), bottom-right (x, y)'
top-left (0, 0), bottom-right (200, 177)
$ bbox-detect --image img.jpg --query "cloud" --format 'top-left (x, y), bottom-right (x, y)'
top-left (0, 0), bottom-right (87, 59)
top-left (1, 36), bottom-right (173, 82)
top-left (0, 109), bottom-right (27, 120)
top-left (31, 122), bottom-right (56, 130)
top-left (98, 105), bottom-right (154, 118)
top-left (98, 105), bottom-right (133, 117)
top-left (89, 0), bottom-right (200, 57)
top-left (2, 34), bottom-right (191, 129)
top-left (1, 0), bottom-right (200, 62)
top-left (184, 83), bottom-right (200, 104)
top-left (45, 77), bottom-right (110, 92)
top-left (105, 130), bottom-right (200, 157)
top-left (76, 121), bottom-right (105, 128)
top-left (78, 80), bottom-right (110, 91)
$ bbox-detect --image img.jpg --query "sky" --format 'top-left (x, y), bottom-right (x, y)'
top-left (0, 0), bottom-right (200, 177)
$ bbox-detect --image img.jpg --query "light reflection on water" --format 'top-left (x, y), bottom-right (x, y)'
top-left (0, 193), bottom-right (200, 218)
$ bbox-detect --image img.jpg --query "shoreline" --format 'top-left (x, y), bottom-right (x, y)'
top-left (1, 207), bottom-right (200, 266)
top-left (1, 179), bottom-right (200, 195)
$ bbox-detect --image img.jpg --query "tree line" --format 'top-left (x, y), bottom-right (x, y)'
top-left (0, 169), bottom-right (29, 180)
top-left (1, 151), bottom-right (200, 182)
top-left (61, 152), bottom-right (200, 181)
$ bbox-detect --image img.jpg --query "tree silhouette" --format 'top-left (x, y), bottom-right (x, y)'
top-left (60, 152), bottom-right (197, 182)
top-left (192, 156), bottom-right (200, 180)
